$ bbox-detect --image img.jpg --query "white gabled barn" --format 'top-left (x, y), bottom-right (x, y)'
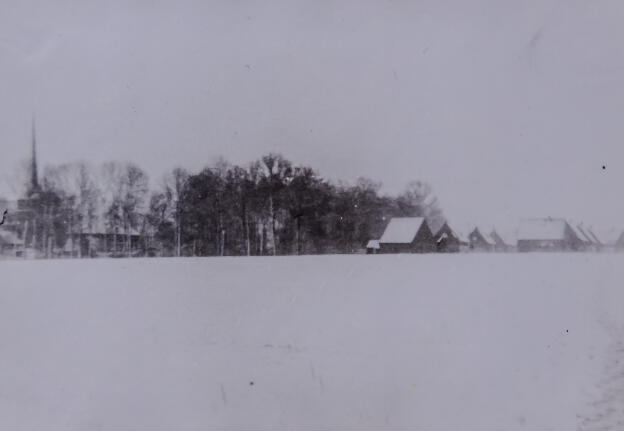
top-left (378, 217), bottom-right (436, 254)
top-left (516, 218), bottom-right (583, 252)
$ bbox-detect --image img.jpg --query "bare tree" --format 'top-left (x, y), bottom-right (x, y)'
top-left (166, 168), bottom-right (189, 257)
top-left (43, 162), bottom-right (100, 257)
top-left (396, 181), bottom-right (445, 230)
top-left (101, 162), bottom-right (148, 256)
top-left (258, 154), bottom-right (292, 256)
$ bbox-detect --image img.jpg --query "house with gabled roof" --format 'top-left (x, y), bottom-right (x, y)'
top-left (432, 222), bottom-right (461, 253)
top-left (516, 218), bottom-right (583, 252)
top-left (468, 226), bottom-right (495, 252)
top-left (490, 229), bottom-right (516, 252)
top-left (378, 217), bottom-right (436, 253)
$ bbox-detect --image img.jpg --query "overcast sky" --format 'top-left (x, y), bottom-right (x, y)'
top-left (1, 0), bottom-right (623, 235)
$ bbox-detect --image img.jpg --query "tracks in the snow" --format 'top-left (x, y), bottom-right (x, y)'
top-left (578, 324), bottom-right (624, 431)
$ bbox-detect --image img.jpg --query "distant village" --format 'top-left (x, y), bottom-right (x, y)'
top-left (365, 216), bottom-right (624, 254)
top-left (1, 123), bottom-right (624, 259)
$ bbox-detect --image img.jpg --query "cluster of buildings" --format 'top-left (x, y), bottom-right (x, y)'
top-left (0, 193), bottom-right (144, 259)
top-left (366, 217), bottom-right (624, 254)
top-left (0, 121), bottom-right (145, 259)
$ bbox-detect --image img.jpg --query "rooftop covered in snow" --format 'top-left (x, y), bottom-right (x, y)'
top-left (517, 218), bottom-right (573, 241)
top-left (379, 217), bottom-right (426, 244)
top-left (491, 229), bottom-right (517, 246)
top-left (469, 226), bottom-right (495, 245)
top-left (572, 225), bottom-right (592, 244)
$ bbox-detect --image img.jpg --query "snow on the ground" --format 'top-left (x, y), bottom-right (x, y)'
top-left (0, 254), bottom-right (623, 431)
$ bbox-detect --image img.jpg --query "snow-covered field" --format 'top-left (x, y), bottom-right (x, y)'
top-left (1, 254), bottom-right (623, 431)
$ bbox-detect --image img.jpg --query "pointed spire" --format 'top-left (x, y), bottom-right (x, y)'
top-left (29, 115), bottom-right (40, 194)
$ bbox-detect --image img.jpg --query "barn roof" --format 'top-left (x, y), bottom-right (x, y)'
top-left (517, 218), bottom-right (573, 241)
top-left (572, 225), bottom-right (591, 244)
top-left (491, 229), bottom-right (517, 246)
top-left (575, 225), bottom-right (595, 244)
top-left (453, 229), bottom-right (470, 244)
top-left (366, 239), bottom-right (380, 249)
top-left (470, 227), bottom-right (495, 245)
top-left (593, 227), bottom-right (621, 246)
top-left (433, 222), bottom-right (460, 240)
top-left (380, 217), bottom-right (426, 244)
top-left (586, 227), bottom-right (603, 245)
top-left (428, 218), bottom-right (446, 236)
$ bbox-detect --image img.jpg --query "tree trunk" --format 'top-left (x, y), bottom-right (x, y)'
top-left (78, 233), bottom-right (82, 259)
top-left (177, 227), bottom-right (181, 257)
top-left (23, 220), bottom-right (29, 258)
top-left (69, 213), bottom-right (74, 258)
top-left (259, 222), bottom-right (264, 256)
top-left (43, 207), bottom-right (48, 258)
top-left (218, 211), bottom-right (224, 256)
top-left (296, 216), bottom-right (301, 255)
top-left (175, 205), bottom-right (181, 257)
top-left (268, 195), bottom-right (276, 256)
top-left (176, 220), bottom-right (181, 257)
top-left (32, 218), bottom-right (37, 254)
top-left (244, 213), bottom-right (251, 256)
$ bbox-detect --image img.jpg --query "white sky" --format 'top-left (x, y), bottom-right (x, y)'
top-left (1, 0), bottom-right (623, 236)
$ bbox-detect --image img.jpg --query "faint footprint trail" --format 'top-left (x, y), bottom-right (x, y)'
top-left (578, 323), bottom-right (624, 431)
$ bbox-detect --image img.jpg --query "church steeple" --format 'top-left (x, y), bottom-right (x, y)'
top-left (29, 116), bottom-right (40, 195)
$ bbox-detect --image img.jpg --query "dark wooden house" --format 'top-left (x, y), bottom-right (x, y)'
top-left (468, 227), bottom-right (495, 252)
top-left (378, 217), bottom-right (436, 253)
top-left (516, 218), bottom-right (583, 252)
top-left (433, 222), bottom-right (460, 253)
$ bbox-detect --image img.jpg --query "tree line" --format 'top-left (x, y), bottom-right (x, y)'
top-left (3, 154), bottom-right (445, 257)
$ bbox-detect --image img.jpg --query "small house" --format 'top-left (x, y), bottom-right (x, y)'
top-left (516, 218), bottom-right (582, 252)
top-left (433, 222), bottom-right (460, 253)
top-left (378, 217), bottom-right (436, 254)
top-left (468, 227), bottom-right (495, 252)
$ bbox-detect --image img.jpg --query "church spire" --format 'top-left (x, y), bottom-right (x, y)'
top-left (30, 116), bottom-right (40, 194)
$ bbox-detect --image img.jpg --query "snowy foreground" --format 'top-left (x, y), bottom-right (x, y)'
top-left (1, 254), bottom-right (623, 431)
